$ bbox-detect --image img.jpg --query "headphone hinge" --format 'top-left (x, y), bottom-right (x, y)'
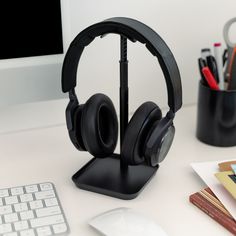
top-left (167, 110), bottom-right (175, 120)
top-left (66, 89), bottom-right (79, 132)
top-left (69, 89), bottom-right (78, 104)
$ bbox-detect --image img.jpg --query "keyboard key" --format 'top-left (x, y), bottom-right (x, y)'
top-left (5, 196), bottom-right (18, 205)
top-left (36, 206), bottom-right (61, 218)
top-left (35, 190), bottom-right (55, 200)
top-left (20, 229), bottom-right (35, 236)
top-left (0, 205), bottom-right (12, 215)
top-left (44, 198), bottom-right (58, 207)
top-left (29, 200), bottom-right (43, 210)
top-left (40, 183), bottom-right (53, 191)
top-left (0, 182), bottom-right (69, 236)
top-left (52, 223), bottom-right (67, 234)
top-left (3, 232), bottom-right (18, 236)
top-left (14, 221), bottom-right (29, 231)
top-left (11, 187), bottom-right (24, 196)
top-left (20, 194), bottom-right (33, 203)
top-left (0, 224), bottom-right (12, 234)
top-left (25, 185), bottom-right (38, 194)
top-left (0, 189), bottom-right (9, 198)
top-left (20, 211), bottom-right (34, 220)
top-left (30, 215), bottom-right (64, 228)
top-left (36, 226), bottom-right (52, 236)
top-left (14, 203), bottom-right (28, 212)
top-left (4, 213), bottom-right (18, 223)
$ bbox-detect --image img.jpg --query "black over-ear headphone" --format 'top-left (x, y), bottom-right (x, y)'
top-left (61, 17), bottom-right (182, 167)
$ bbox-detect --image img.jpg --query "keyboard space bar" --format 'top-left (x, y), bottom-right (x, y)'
top-left (30, 215), bottom-right (64, 228)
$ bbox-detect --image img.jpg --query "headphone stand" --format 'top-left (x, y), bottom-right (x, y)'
top-left (72, 36), bottom-right (159, 200)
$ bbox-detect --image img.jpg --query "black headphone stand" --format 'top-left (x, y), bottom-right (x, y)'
top-left (72, 36), bottom-right (158, 200)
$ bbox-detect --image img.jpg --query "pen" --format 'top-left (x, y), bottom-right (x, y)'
top-left (206, 55), bottom-right (219, 83)
top-left (223, 49), bottom-right (228, 66)
top-left (214, 43), bottom-right (224, 90)
top-left (202, 67), bottom-right (220, 90)
top-left (198, 58), bottom-right (208, 85)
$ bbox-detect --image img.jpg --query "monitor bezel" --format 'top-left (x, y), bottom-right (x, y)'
top-left (0, 0), bottom-right (71, 70)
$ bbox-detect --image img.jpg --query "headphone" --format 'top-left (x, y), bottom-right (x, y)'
top-left (61, 17), bottom-right (182, 167)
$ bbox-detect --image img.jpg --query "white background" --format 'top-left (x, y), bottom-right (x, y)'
top-left (1, 0), bottom-right (236, 112)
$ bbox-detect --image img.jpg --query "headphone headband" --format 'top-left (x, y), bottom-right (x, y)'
top-left (62, 17), bottom-right (182, 112)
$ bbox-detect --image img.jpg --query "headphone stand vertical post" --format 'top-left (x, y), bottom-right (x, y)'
top-left (119, 36), bottom-right (129, 170)
top-left (72, 36), bottom-right (159, 200)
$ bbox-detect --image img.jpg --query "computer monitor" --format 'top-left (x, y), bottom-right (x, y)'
top-left (0, 0), bottom-right (70, 107)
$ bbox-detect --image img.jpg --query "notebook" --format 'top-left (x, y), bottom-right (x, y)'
top-left (190, 187), bottom-right (236, 235)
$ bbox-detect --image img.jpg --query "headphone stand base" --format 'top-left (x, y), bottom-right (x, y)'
top-left (72, 154), bottom-right (158, 200)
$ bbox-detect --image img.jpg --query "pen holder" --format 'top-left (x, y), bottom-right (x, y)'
top-left (196, 81), bottom-right (236, 147)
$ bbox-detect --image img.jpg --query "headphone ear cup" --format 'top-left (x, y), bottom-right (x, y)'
top-left (144, 117), bottom-right (175, 167)
top-left (81, 93), bottom-right (118, 157)
top-left (73, 105), bottom-right (87, 151)
top-left (121, 102), bottom-right (162, 165)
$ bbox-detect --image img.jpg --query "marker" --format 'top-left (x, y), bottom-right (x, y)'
top-left (202, 67), bottom-right (220, 90)
top-left (201, 48), bottom-right (211, 60)
top-left (214, 43), bottom-right (224, 90)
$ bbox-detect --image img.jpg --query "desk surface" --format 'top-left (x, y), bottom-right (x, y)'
top-left (0, 100), bottom-right (236, 236)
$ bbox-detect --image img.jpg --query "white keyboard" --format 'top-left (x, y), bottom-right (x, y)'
top-left (0, 183), bottom-right (69, 236)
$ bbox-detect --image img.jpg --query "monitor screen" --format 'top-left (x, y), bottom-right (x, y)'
top-left (0, 0), bottom-right (64, 60)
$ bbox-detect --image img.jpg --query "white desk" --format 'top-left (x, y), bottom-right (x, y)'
top-left (0, 100), bottom-right (236, 236)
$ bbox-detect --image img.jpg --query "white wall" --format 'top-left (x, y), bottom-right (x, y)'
top-left (1, 0), bottom-right (236, 112)
top-left (69, 0), bottom-right (236, 113)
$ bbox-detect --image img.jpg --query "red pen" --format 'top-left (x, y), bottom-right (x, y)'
top-left (202, 67), bottom-right (220, 90)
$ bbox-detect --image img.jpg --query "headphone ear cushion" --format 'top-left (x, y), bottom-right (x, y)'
top-left (121, 102), bottom-right (162, 165)
top-left (73, 105), bottom-right (87, 151)
top-left (81, 93), bottom-right (118, 157)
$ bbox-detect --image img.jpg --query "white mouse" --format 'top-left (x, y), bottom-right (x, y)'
top-left (89, 208), bottom-right (168, 236)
